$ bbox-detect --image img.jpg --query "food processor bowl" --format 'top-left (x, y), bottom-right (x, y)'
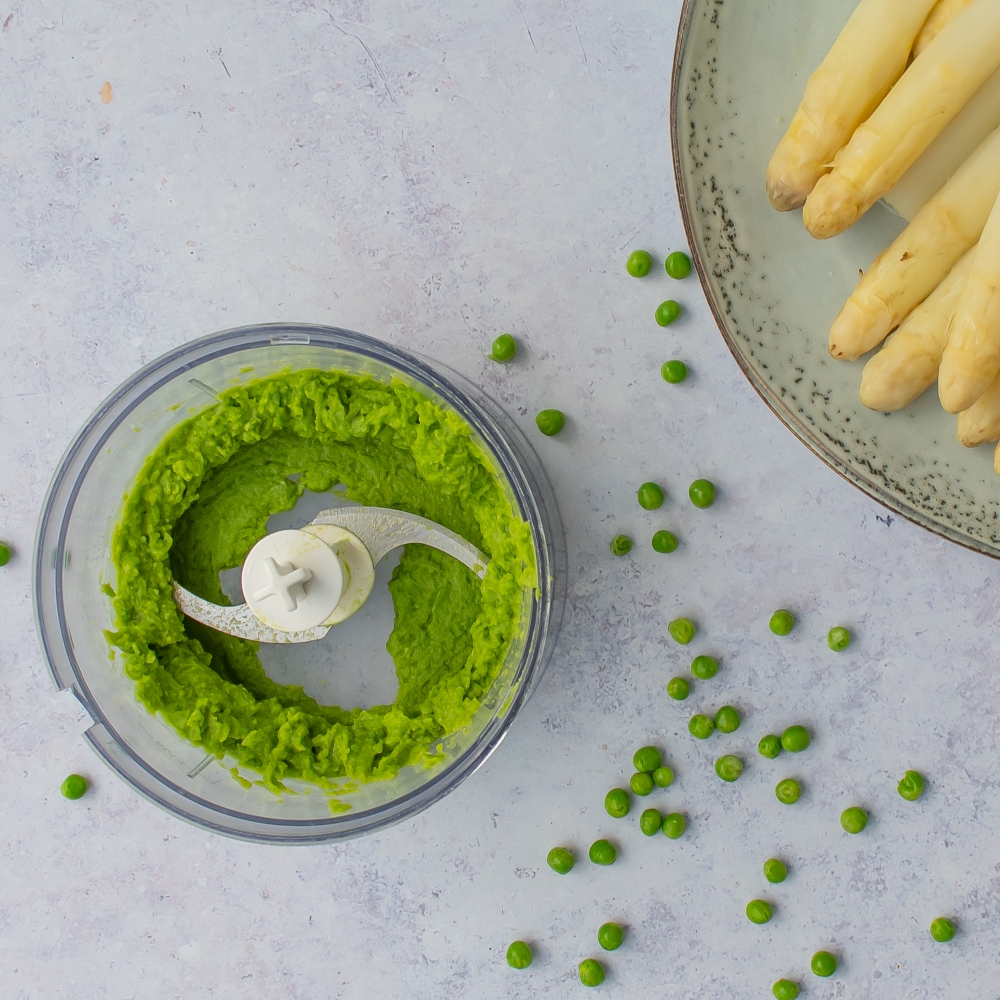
top-left (34, 324), bottom-right (565, 844)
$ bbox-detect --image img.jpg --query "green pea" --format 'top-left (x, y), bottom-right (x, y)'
top-left (758, 735), bottom-right (782, 759)
top-left (652, 529), bottom-right (678, 553)
top-left (655, 299), bottom-right (681, 327)
top-left (746, 899), bottom-right (773, 924)
top-left (769, 609), bottom-right (794, 635)
top-left (714, 705), bottom-right (740, 733)
top-left (589, 839), bottom-right (617, 865)
top-left (597, 922), bottom-right (624, 951)
top-left (688, 714), bottom-right (715, 739)
top-left (780, 725), bottom-right (810, 753)
top-left (652, 765), bottom-right (675, 788)
top-left (0, 542), bottom-right (11, 567)
top-left (661, 360), bottom-right (688, 384)
top-left (626, 250), bottom-right (652, 277)
top-left (775, 779), bottom-right (801, 804)
top-left (668, 617), bottom-right (696, 644)
top-left (610, 534), bottom-right (633, 556)
top-left (827, 626), bottom-right (851, 651)
top-left (604, 788), bottom-right (630, 818)
top-left (715, 755), bottom-right (744, 782)
top-left (763, 858), bottom-right (787, 883)
top-left (898, 770), bottom-right (925, 801)
top-left (579, 959), bottom-right (605, 987)
top-left (506, 941), bottom-right (532, 969)
top-left (811, 951), bottom-right (837, 977)
top-left (546, 847), bottom-right (575, 874)
top-left (633, 745), bottom-right (662, 773)
top-left (772, 980), bottom-right (800, 1000)
top-left (637, 482), bottom-right (665, 510)
top-left (630, 772), bottom-right (654, 796)
top-left (60, 774), bottom-right (88, 800)
top-left (930, 917), bottom-right (956, 942)
top-left (661, 812), bottom-right (686, 839)
top-left (690, 655), bottom-right (718, 679)
top-left (639, 807), bottom-right (663, 836)
top-left (535, 408), bottom-right (565, 436)
top-left (840, 806), bottom-right (868, 834)
top-left (665, 250), bottom-right (693, 279)
top-left (688, 479), bottom-right (716, 508)
top-left (488, 333), bottom-right (517, 362)
top-left (666, 676), bottom-right (690, 700)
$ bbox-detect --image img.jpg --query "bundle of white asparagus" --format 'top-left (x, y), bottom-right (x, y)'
top-left (766, 0), bottom-right (1000, 473)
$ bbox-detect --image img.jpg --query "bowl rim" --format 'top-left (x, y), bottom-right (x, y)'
top-left (33, 323), bottom-right (564, 843)
top-left (669, 0), bottom-right (999, 561)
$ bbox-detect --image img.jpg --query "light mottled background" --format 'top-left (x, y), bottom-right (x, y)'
top-left (2, 1), bottom-right (999, 998)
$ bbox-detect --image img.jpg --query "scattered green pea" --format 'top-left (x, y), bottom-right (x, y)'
top-left (746, 899), bottom-right (773, 925)
top-left (668, 617), bottom-right (696, 644)
top-left (898, 770), bottom-right (925, 801)
top-left (811, 951), bottom-right (837, 977)
top-left (546, 847), bottom-right (575, 874)
top-left (60, 774), bottom-right (88, 800)
top-left (758, 735), bottom-right (782, 759)
top-left (688, 714), bottom-right (715, 739)
top-left (610, 534), bottom-right (633, 556)
top-left (690, 655), bottom-right (718, 680)
top-left (488, 333), bottom-right (517, 362)
top-left (688, 479), bottom-right (716, 508)
top-left (0, 542), bottom-right (11, 567)
top-left (780, 725), bottom-right (810, 753)
top-left (714, 705), bottom-right (740, 733)
top-left (626, 250), bottom-right (652, 277)
top-left (840, 806), bottom-right (868, 834)
top-left (589, 839), bottom-right (617, 865)
top-left (772, 980), bottom-right (800, 1000)
top-left (652, 765), bottom-right (675, 788)
top-left (655, 300), bottom-right (681, 327)
top-left (661, 360), bottom-right (688, 384)
top-left (535, 408), bottom-right (566, 436)
top-left (579, 959), bottom-right (606, 987)
top-left (661, 812), bottom-right (686, 839)
top-left (639, 807), bottom-right (663, 836)
top-left (769, 609), bottom-right (794, 635)
top-left (651, 529), bottom-right (678, 553)
top-left (637, 482), bottom-right (665, 510)
top-left (604, 788), bottom-right (630, 819)
top-left (597, 922), bottom-right (624, 951)
top-left (930, 917), bottom-right (956, 942)
top-left (666, 676), bottom-right (690, 700)
top-left (715, 755), bottom-right (744, 782)
top-left (827, 626), bottom-right (851, 651)
top-left (665, 250), bottom-right (693, 279)
top-left (775, 779), bottom-right (802, 805)
top-left (763, 858), bottom-right (787, 883)
top-left (506, 941), bottom-right (532, 969)
top-left (633, 746), bottom-right (662, 773)
top-left (630, 772), bottom-right (654, 796)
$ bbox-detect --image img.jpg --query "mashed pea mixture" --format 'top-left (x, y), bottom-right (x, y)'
top-left (107, 369), bottom-right (535, 794)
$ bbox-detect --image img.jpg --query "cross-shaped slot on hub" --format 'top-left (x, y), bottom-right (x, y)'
top-left (251, 556), bottom-right (313, 612)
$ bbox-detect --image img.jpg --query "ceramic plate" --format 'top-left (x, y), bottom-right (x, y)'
top-left (671, 0), bottom-right (1000, 557)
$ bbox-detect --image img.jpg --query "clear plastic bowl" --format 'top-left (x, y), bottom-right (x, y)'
top-left (34, 324), bottom-right (565, 844)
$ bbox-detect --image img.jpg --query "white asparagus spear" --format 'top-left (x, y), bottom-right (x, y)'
top-left (829, 124), bottom-right (1000, 361)
top-left (939, 187), bottom-right (1000, 412)
top-left (914, 0), bottom-right (976, 57)
top-left (957, 371), bottom-right (1000, 445)
top-left (765, 0), bottom-right (937, 212)
top-left (803, 0), bottom-right (1000, 240)
top-left (860, 248), bottom-right (975, 411)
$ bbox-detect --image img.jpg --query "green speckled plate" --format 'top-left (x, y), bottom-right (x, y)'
top-left (671, 0), bottom-right (1000, 556)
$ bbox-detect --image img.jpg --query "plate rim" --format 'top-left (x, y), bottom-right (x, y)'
top-left (669, 0), bottom-right (1000, 561)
